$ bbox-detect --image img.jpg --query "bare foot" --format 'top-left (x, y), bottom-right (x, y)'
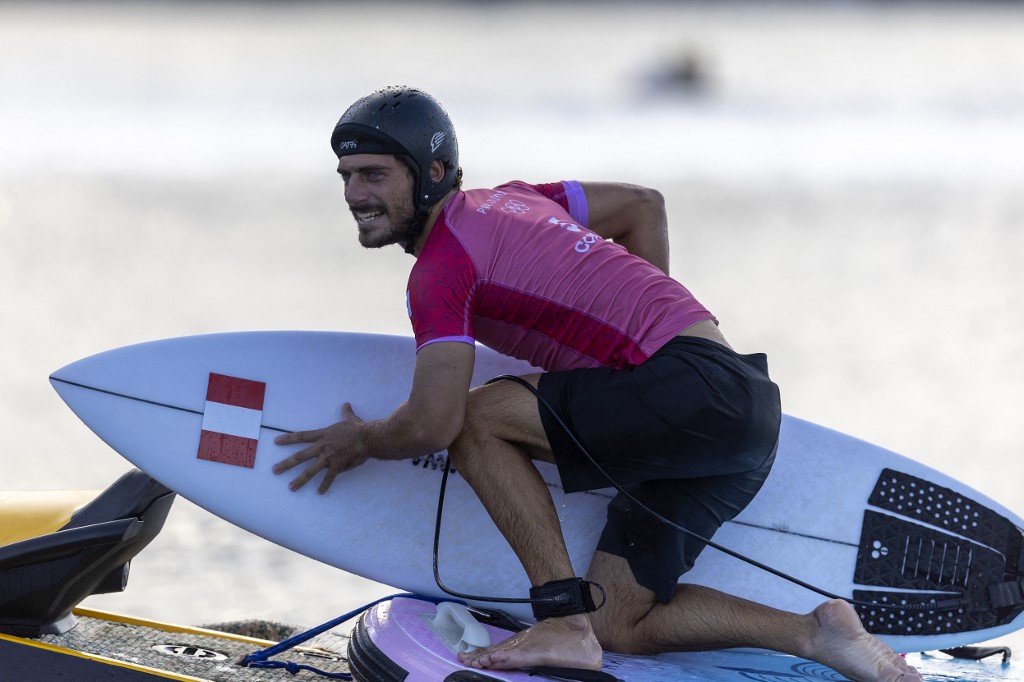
top-left (458, 614), bottom-right (603, 671)
top-left (806, 600), bottom-right (922, 682)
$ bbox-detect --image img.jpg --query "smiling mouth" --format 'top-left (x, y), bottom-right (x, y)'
top-left (352, 208), bottom-right (386, 225)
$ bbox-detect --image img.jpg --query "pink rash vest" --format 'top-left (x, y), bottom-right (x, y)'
top-left (407, 180), bottom-right (715, 372)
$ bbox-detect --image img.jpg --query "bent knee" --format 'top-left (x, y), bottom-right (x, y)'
top-left (446, 404), bottom-right (498, 471)
top-left (449, 384), bottom-right (550, 464)
top-left (592, 617), bottom-right (659, 656)
top-left (586, 553), bottom-right (663, 655)
top-left (446, 427), bottom-right (483, 470)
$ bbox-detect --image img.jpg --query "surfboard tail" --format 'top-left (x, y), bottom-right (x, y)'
top-left (852, 468), bottom-right (1024, 641)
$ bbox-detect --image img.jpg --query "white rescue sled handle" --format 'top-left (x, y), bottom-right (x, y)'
top-left (430, 602), bottom-right (492, 654)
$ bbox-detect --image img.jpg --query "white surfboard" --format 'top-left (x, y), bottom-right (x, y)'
top-left (50, 331), bottom-right (1024, 653)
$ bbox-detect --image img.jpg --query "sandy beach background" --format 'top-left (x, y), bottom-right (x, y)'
top-left (2, 0), bottom-right (1023, 654)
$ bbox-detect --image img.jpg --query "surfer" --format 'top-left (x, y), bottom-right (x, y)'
top-left (273, 86), bottom-right (921, 682)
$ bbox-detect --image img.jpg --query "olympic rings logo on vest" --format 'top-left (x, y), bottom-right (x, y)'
top-left (501, 199), bottom-right (530, 215)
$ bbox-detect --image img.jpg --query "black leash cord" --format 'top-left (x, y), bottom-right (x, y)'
top-left (433, 451), bottom-right (571, 608)
top-left (431, 374), bottom-right (970, 614)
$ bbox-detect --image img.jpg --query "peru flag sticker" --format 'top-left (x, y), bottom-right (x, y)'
top-left (197, 373), bottom-right (266, 468)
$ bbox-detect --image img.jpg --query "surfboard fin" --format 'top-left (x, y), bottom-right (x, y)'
top-left (939, 645), bottom-right (1011, 663)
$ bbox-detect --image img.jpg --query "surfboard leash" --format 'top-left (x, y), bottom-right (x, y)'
top-left (430, 374), bottom-right (973, 616)
top-left (432, 455), bottom-right (608, 617)
top-left (241, 593), bottom-right (454, 679)
top-left (241, 592), bottom-right (623, 681)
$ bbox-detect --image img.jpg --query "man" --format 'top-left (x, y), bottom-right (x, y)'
top-left (273, 86), bottom-right (920, 682)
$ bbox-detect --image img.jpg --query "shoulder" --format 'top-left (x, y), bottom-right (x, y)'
top-left (411, 215), bottom-right (478, 300)
top-left (443, 182), bottom-right (581, 220)
top-left (498, 180), bottom-right (587, 226)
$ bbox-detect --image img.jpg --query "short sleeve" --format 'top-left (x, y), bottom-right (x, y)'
top-left (407, 222), bottom-right (479, 351)
top-left (503, 180), bottom-right (589, 227)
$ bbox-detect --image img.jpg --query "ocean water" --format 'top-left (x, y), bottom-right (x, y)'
top-left (3, 0), bottom-right (1024, 656)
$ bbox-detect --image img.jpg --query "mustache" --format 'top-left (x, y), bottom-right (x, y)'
top-left (349, 203), bottom-right (386, 214)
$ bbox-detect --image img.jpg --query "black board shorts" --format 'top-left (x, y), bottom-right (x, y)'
top-left (536, 336), bottom-right (782, 603)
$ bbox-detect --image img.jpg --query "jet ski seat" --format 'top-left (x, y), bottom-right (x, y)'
top-left (0, 469), bottom-right (175, 637)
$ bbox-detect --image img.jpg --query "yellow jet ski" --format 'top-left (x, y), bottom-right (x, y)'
top-left (0, 468), bottom-right (175, 638)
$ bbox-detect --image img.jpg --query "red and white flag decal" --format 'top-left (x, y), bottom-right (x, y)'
top-left (197, 373), bottom-right (266, 468)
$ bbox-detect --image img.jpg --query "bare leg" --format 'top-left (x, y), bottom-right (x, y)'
top-left (448, 381), bottom-right (571, 586)
top-left (587, 551), bottom-right (921, 682)
top-left (449, 377), bottom-right (920, 681)
top-left (449, 376), bottom-right (602, 671)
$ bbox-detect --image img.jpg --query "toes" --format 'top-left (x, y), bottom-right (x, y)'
top-left (458, 650), bottom-right (483, 668)
top-left (897, 667), bottom-right (922, 682)
top-left (460, 649), bottom-right (498, 669)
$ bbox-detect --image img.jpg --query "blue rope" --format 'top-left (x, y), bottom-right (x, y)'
top-left (241, 592), bottom-right (461, 679)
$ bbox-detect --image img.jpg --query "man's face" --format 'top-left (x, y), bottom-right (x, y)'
top-left (337, 154), bottom-right (416, 249)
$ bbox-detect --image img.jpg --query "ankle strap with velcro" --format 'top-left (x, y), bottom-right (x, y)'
top-left (529, 578), bottom-right (604, 621)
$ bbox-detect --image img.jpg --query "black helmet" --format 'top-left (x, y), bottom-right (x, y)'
top-left (331, 87), bottom-right (461, 251)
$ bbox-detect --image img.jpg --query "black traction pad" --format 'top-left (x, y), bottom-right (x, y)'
top-left (853, 468), bottom-right (1024, 636)
top-left (855, 510), bottom-right (1005, 592)
top-left (852, 588), bottom-right (1003, 638)
top-left (868, 469), bottom-right (1022, 565)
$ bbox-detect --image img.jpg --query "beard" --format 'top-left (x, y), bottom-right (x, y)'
top-left (352, 202), bottom-right (417, 249)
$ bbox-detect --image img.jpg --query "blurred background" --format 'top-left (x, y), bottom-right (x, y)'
top-left (2, 0), bottom-right (1023, 655)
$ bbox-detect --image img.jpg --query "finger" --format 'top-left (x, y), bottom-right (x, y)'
top-left (318, 468), bottom-right (338, 495)
top-left (275, 429), bottom-right (324, 446)
top-left (288, 457), bottom-right (326, 492)
top-left (273, 445), bottom-right (320, 475)
top-left (340, 402), bottom-right (362, 422)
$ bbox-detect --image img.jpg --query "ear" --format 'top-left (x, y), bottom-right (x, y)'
top-left (429, 159), bottom-right (446, 182)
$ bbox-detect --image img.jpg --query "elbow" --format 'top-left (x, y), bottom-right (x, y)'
top-left (409, 412), bottom-right (464, 455)
top-left (635, 186), bottom-right (666, 216)
top-left (616, 185), bottom-right (666, 231)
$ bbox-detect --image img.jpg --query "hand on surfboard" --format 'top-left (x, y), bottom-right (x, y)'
top-left (272, 403), bottom-right (370, 494)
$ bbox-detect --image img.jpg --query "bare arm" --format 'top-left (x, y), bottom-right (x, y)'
top-left (273, 341), bottom-right (475, 493)
top-left (579, 181), bottom-right (670, 274)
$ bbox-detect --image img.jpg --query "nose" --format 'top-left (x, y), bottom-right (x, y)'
top-left (343, 175), bottom-right (372, 207)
